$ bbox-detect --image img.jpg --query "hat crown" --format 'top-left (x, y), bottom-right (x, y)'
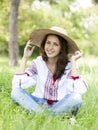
top-left (50, 26), bottom-right (67, 35)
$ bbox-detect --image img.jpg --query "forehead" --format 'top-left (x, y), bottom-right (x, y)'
top-left (46, 34), bottom-right (60, 42)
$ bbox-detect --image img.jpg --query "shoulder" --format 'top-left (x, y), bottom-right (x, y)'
top-left (33, 56), bottom-right (43, 63)
top-left (33, 56), bottom-right (46, 68)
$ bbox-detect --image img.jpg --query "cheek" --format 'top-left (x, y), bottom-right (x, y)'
top-left (44, 45), bottom-right (47, 51)
top-left (44, 45), bottom-right (48, 52)
top-left (57, 47), bottom-right (61, 53)
top-left (44, 44), bottom-right (48, 48)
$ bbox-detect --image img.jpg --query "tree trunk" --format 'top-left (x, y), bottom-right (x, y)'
top-left (9, 0), bottom-right (20, 66)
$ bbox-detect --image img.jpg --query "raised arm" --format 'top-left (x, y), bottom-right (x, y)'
top-left (68, 51), bottom-right (88, 94)
top-left (17, 40), bottom-right (35, 73)
top-left (71, 51), bottom-right (82, 77)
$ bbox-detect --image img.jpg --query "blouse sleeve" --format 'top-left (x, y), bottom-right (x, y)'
top-left (73, 78), bottom-right (88, 94)
top-left (65, 60), bottom-right (88, 95)
top-left (12, 61), bottom-right (38, 89)
top-left (66, 69), bottom-right (88, 95)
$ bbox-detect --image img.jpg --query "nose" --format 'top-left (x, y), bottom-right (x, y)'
top-left (48, 43), bottom-right (53, 50)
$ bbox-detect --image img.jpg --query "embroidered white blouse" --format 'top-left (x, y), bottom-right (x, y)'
top-left (12, 56), bottom-right (88, 101)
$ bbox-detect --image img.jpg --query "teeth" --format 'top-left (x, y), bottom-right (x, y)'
top-left (48, 52), bottom-right (52, 53)
top-left (48, 51), bottom-right (53, 53)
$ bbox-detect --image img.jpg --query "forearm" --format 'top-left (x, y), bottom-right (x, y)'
top-left (17, 40), bottom-right (35, 74)
top-left (17, 56), bottom-right (28, 73)
top-left (12, 73), bottom-right (36, 89)
top-left (71, 58), bottom-right (79, 76)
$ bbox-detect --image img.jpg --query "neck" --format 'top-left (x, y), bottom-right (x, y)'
top-left (46, 58), bottom-right (57, 74)
top-left (47, 57), bottom-right (57, 65)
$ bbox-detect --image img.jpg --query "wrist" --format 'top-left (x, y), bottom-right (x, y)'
top-left (22, 56), bottom-right (28, 61)
top-left (71, 56), bottom-right (76, 62)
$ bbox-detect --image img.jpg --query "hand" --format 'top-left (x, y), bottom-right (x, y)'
top-left (71, 51), bottom-right (82, 61)
top-left (23, 40), bottom-right (35, 59)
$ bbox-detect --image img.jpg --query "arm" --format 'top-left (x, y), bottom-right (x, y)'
top-left (12, 40), bottom-right (36, 89)
top-left (69, 51), bottom-right (88, 94)
top-left (71, 51), bottom-right (82, 77)
top-left (17, 40), bottom-right (35, 73)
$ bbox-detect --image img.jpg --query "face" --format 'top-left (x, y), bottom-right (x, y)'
top-left (44, 35), bottom-right (61, 59)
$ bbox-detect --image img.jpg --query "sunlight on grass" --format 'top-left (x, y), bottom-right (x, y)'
top-left (0, 56), bottom-right (98, 130)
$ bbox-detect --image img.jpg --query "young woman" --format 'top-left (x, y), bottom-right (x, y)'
top-left (11, 26), bottom-right (88, 115)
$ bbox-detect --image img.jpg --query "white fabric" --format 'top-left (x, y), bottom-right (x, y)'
top-left (12, 56), bottom-right (87, 100)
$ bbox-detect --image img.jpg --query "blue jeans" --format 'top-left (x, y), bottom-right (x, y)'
top-left (11, 87), bottom-right (82, 115)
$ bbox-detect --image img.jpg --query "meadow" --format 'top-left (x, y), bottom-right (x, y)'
top-left (0, 56), bottom-right (98, 130)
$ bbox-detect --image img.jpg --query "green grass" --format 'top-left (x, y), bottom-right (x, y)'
top-left (0, 56), bottom-right (98, 130)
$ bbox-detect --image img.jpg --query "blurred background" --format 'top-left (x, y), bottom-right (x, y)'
top-left (0, 2), bottom-right (98, 129)
top-left (0, 0), bottom-right (98, 66)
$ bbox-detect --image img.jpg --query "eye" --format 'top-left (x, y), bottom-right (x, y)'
top-left (46, 41), bottom-right (50, 45)
top-left (54, 42), bottom-right (59, 46)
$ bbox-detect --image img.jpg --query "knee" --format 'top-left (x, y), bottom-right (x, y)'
top-left (11, 87), bottom-right (21, 100)
top-left (72, 93), bottom-right (82, 104)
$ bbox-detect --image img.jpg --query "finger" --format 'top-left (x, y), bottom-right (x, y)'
top-left (75, 51), bottom-right (80, 55)
top-left (28, 46), bottom-right (35, 54)
top-left (31, 46), bottom-right (35, 51)
top-left (75, 51), bottom-right (82, 56)
top-left (29, 46), bottom-right (35, 56)
top-left (26, 43), bottom-right (35, 49)
top-left (26, 40), bottom-right (32, 46)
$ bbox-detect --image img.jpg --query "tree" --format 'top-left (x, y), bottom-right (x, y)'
top-left (92, 0), bottom-right (98, 4)
top-left (9, 0), bottom-right (20, 66)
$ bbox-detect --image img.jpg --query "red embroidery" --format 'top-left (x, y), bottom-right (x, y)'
top-left (25, 72), bottom-right (30, 76)
top-left (44, 72), bottom-right (59, 101)
top-left (71, 76), bottom-right (79, 80)
top-left (47, 100), bottom-right (57, 105)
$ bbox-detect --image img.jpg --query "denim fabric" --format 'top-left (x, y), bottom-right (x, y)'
top-left (11, 87), bottom-right (82, 115)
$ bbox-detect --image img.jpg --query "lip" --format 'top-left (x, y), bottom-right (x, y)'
top-left (46, 51), bottom-right (54, 54)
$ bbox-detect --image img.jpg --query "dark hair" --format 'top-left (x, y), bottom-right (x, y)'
top-left (40, 34), bottom-right (69, 79)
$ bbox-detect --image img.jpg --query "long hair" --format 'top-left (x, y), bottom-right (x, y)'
top-left (40, 34), bottom-right (69, 79)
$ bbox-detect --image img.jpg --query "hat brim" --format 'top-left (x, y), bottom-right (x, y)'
top-left (29, 28), bottom-right (80, 54)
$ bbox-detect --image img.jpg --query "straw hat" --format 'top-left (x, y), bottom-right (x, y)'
top-left (29, 26), bottom-right (80, 54)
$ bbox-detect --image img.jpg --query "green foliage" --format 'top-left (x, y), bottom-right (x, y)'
top-left (0, 0), bottom-right (98, 56)
top-left (0, 0), bottom-right (10, 55)
top-left (0, 56), bottom-right (98, 130)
